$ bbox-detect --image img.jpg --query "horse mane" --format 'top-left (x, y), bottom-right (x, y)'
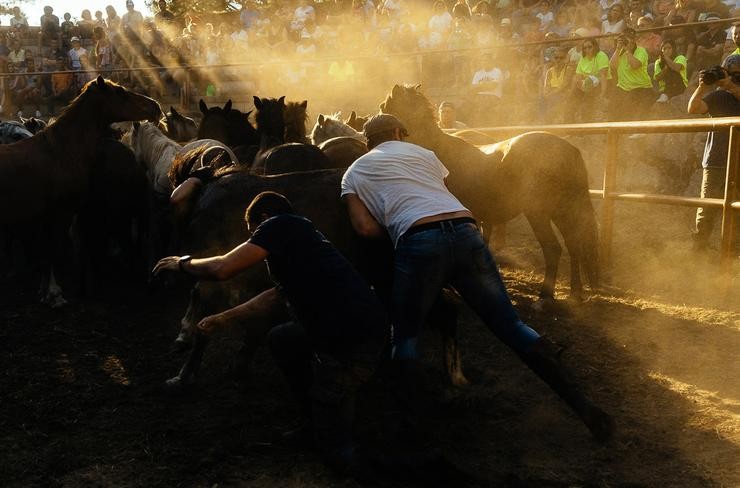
top-left (169, 144), bottom-right (236, 187)
top-left (284, 100), bottom-right (308, 143)
top-left (380, 84), bottom-right (439, 132)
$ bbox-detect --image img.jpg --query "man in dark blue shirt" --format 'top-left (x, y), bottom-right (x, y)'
top-left (688, 54), bottom-right (740, 250)
top-left (154, 191), bottom-right (388, 473)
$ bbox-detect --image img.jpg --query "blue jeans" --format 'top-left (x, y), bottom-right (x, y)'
top-left (391, 221), bottom-right (539, 359)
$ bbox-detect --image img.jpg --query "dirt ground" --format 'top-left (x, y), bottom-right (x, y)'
top-left (1, 165), bottom-right (739, 487)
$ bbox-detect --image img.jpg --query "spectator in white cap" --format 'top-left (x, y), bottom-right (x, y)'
top-left (68, 36), bottom-right (87, 70)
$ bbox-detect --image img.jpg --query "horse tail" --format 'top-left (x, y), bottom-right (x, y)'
top-left (572, 148), bottom-right (600, 291)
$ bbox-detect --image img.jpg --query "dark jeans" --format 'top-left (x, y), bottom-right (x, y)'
top-left (268, 321), bottom-right (381, 467)
top-left (390, 221), bottom-right (539, 359)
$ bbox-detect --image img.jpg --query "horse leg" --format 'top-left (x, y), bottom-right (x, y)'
top-left (526, 214), bottom-right (562, 304)
top-left (429, 293), bottom-right (468, 386)
top-left (38, 213), bottom-right (71, 308)
top-left (174, 283), bottom-right (203, 350)
top-left (553, 213), bottom-right (585, 303)
top-left (167, 287), bottom-right (290, 391)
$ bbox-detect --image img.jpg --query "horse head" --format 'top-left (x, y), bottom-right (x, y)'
top-left (254, 95), bottom-right (286, 147)
top-left (380, 83), bottom-right (436, 138)
top-left (20, 116), bottom-right (47, 134)
top-left (198, 99), bottom-right (257, 148)
top-left (284, 100), bottom-right (309, 143)
top-left (345, 111), bottom-right (369, 132)
top-left (164, 106), bottom-right (198, 142)
top-left (78, 76), bottom-right (162, 125)
top-left (310, 112), bottom-right (364, 145)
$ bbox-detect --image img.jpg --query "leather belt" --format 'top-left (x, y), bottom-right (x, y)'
top-left (403, 216), bottom-right (477, 237)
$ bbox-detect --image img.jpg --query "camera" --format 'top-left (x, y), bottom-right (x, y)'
top-left (699, 65), bottom-right (726, 85)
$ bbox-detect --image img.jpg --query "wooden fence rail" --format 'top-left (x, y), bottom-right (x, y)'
top-left (468, 117), bottom-right (739, 273)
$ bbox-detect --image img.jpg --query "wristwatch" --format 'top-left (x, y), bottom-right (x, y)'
top-left (178, 255), bottom-right (192, 273)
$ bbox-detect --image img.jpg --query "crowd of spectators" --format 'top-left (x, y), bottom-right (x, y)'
top-left (0, 0), bottom-right (738, 123)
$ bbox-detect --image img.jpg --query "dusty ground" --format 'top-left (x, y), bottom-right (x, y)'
top-left (1, 143), bottom-right (738, 487)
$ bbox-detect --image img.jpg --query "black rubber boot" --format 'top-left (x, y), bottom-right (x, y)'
top-left (519, 337), bottom-right (615, 442)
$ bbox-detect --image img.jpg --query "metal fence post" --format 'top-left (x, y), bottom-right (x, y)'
top-left (720, 125), bottom-right (739, 268)
top-left (600, 129), bottom-right (620, 267)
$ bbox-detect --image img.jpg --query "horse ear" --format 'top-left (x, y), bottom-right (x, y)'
top-left (348, 111), bottom-right (357, 123)
top-left (170, 106), bottom-right (179, 116)
top-left (278, 96), bottom-right (285, 105)
top-left (253, 96), bottom-right (262, 110)
top-left (318, 114), bottom-right (325, 126)
top-left (96, 75), bottom-right (106, 88)
top-left (379, 102), bottom-right (386, 112)
top-left (199, 99), bottom-right (208, 115)
top-left (300, 100), bottom-right (307, 109)
top-left (391, 84), bottom-right (402, 98)
top-left (224, 100), bottom-right (232, 112)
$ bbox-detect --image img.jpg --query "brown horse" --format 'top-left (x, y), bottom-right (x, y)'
top-left (284, 100), bottom-right (309, 144)
top-left (380, 84), bottom-right (598, 302)
top-left (0, 76), bottom-right (161, 306)
top-left (160, 106), bottom-right (198, 143)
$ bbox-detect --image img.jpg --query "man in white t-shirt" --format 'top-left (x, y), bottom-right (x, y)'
top-left (340, 114), bottom-right (614, 442)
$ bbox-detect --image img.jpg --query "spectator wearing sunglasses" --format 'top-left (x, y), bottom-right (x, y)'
top-left (687, 54), bottom-right (740, 251)
top-left (542, 47), bottom-right (573, 123)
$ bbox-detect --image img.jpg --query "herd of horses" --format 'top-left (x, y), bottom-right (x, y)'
top-left (0, 77), bottom-right (599, 389)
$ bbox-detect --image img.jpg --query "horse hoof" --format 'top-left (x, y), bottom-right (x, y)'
top-left (40, 293), bottom-right (68, 309)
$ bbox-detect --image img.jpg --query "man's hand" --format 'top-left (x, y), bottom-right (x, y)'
top-left (152, 256), bottom-right (181, 276)
top-left (197, 313), bottom-right (227, 335)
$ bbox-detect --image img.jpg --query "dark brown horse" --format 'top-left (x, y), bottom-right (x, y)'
top-left (284, 100), bottom-right (309, 144)
top-left (196, 99), bottom-right (260, 153)
top-left (345, 110), bottom-right (370, 132)
top-left (251, 96), bottom-right (336, 175)
top-left (380, 84), bottom-right (599, 302)
top-left (167, 169), bottom-right (467, 390)
top-left (0, 76), bottom-right (161, 306)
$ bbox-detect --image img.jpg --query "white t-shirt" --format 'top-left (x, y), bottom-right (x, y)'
top-left (68, 47), bottom-right (87, 69)
top-left (341, 140), bottom-right (468, 246)
top-left (428, 12), bottom-right (453, 33)
top-left (472, 68), bottom-right (506, 98)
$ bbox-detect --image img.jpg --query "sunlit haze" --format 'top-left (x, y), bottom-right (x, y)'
top-left (1, 0), bottom-right (153, 26)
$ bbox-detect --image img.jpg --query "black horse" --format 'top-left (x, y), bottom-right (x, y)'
top-left (251, 96), bottom-right (336, 175)
top-left (196, 99), bottom-right (260, 164)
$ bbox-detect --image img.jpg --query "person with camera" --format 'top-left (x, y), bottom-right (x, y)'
top-left (609, 28), bottom-right (654, 120)
top-left (654, 39), bottom-right (688, 101)
top-left (687, 54), bottom-right (740, 251)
